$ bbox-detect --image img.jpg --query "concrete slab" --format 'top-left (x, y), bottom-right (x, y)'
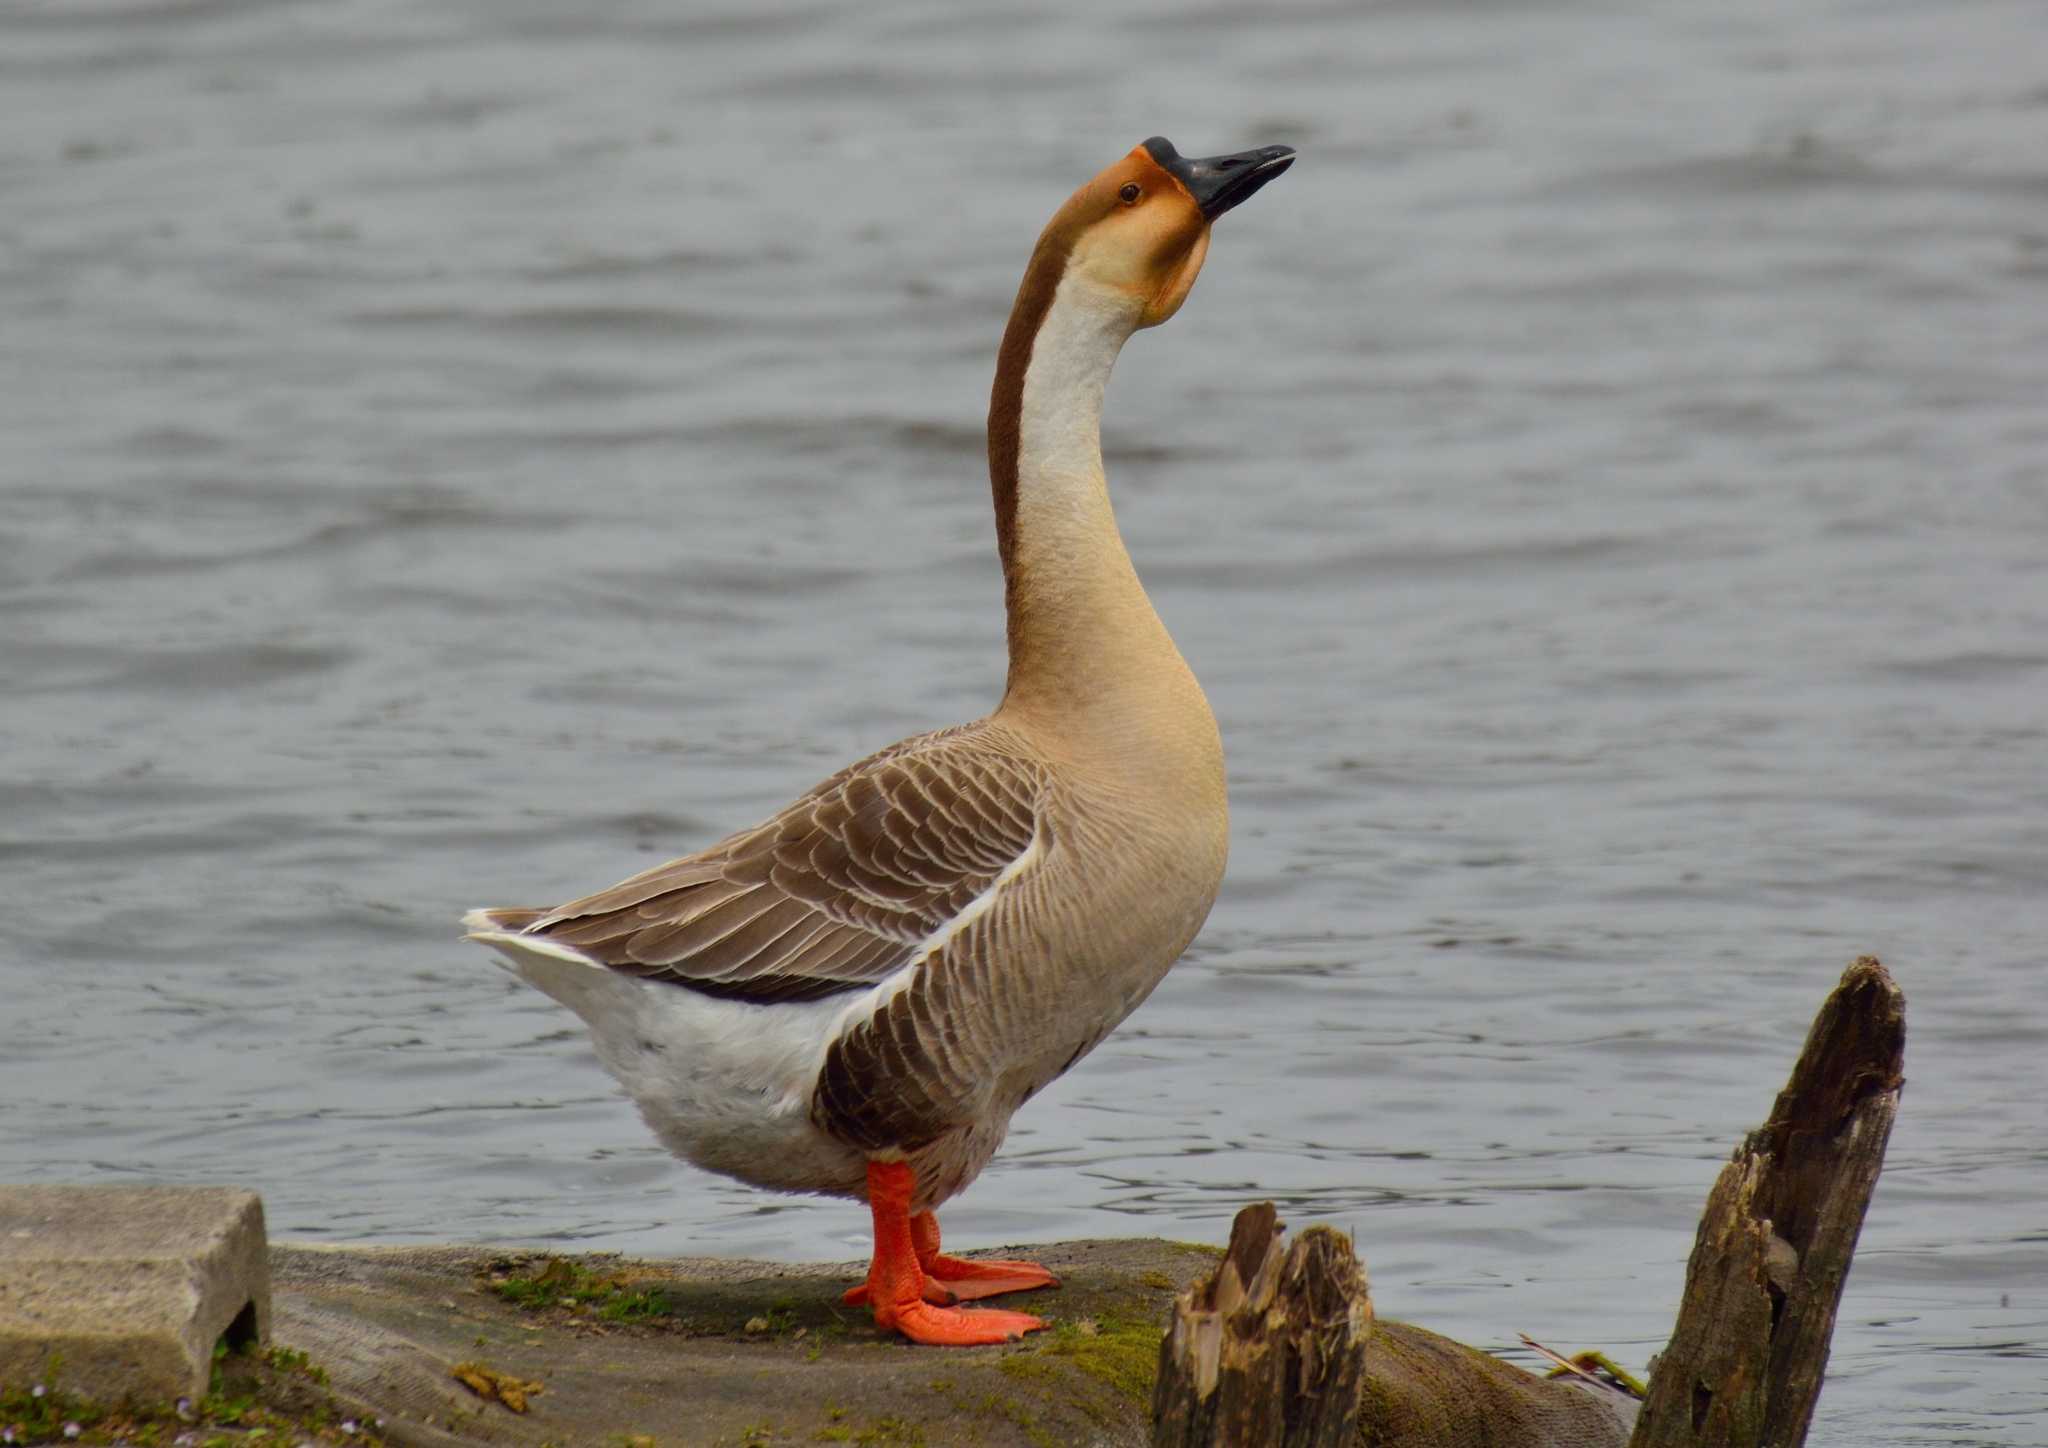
top-left (0, 1185), bottom-right (270, 1404)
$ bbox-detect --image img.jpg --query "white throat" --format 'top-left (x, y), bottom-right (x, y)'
top-left (1015, 272), bottom-right (1135, 493)
top-left (998, 270), bottom-right (1193, 721)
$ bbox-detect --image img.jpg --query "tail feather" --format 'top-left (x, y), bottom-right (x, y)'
top-left (466, 908), bottom-right (643, 1030)
top-left (464, 905), bottom-right (546, 933)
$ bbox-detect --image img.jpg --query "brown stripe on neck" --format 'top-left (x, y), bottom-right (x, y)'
top-left (986, 229), bottom-right (1075, 665)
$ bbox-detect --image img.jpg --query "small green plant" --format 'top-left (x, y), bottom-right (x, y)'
top-left (0, 1342), bottom-right (377, 1446)
top-left (599, 1287), bottom-right (674, 1323)
top-left (486, 1256), bottom-right (677, 1323)
top-left (262, 1344), bottom-right (329, 1385)
top-left (0, 1362), bottom-right (106, 1443)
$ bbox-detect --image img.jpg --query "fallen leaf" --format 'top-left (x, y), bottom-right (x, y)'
top-left (450, 1360), bottom-right (545, 1414)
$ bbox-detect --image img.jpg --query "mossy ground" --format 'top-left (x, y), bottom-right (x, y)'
top-left (980, 1314), bottom-right (1163, 1441)
top-left (0, 1342), bottom-right (379, 1447)
top-left (479, 1253), bottom-right (859, 1345)
top-left (483, 1256), bottom-right (680, 1325)
top-left (273, 1238), bottom-right (1219, 1446)
top-left (808, 1406), bottom-right (929, 1445)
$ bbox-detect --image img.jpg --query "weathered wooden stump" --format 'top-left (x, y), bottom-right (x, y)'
top-left (1627, 956), bottom-right (1906, 1448)
top-left (1152, 1202), bottom-right (1372, 1448)
top-left (1153, 1200), bottom-right (1638, 1448)
top-left (1151, 956), bottom-right (1905, 1447)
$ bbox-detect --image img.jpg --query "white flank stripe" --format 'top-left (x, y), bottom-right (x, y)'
top-left (823, 824), bottom-right (1046, 1048)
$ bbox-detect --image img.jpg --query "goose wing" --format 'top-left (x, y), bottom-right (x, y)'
top-left (518, 727), bottom-right (1047, 1004)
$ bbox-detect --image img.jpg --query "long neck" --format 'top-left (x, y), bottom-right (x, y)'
top-left (986, 261), bottom-right (1193, 726)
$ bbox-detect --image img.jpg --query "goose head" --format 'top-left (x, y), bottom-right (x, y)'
top-left (1045, 137), bottom-right (1296, 329)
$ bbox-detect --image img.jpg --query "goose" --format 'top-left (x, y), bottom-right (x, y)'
top-left (465, 136), bottom-right (1295, 1346)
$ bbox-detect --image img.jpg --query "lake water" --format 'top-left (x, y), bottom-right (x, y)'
top-left (4, 1), bottom-right (2044, 1442)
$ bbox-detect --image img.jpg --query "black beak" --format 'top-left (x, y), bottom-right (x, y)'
top-left (1143, 137), bottom-right (1297, 221)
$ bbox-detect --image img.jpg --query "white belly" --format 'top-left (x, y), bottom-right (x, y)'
top-left (471, 927), bottom-right (872, 1198)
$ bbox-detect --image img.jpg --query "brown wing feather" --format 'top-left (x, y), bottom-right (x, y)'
top-left (518, 725), bottom-right (1046, 1003)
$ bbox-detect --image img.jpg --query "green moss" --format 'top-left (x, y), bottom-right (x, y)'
top-left (995, 1354), bottom-right (1062, 1387)
top-left (1356, 1370), bottom-right (1401, 1447)
top-left (982, 1316), bottom-right (1162, 1441)
top-left (1036, 1318), bottom-right (1162, 1404)
top-left (811, 1413), bottom-right (924, 1446)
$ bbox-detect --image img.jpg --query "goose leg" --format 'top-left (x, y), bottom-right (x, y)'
top-left (853, 1161), bottom-right (1049, 1345)
top-left (841, 1198), bottom-right (1060, 1307)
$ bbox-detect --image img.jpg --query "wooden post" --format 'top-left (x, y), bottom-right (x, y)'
top-left (1628, 957), bottom-right (1906, 1448)
top-left (1152, 1201), bottom-right (1372, 1448)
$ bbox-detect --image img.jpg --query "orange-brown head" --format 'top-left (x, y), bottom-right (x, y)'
top-left (1033, 137), bottom-right (1296, 328)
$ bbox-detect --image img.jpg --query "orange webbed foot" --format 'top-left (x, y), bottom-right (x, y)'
top-left (873, 1298), bottom-right (1048, 1346)
top-left (923, 1253), bottom-right (1060, 1302)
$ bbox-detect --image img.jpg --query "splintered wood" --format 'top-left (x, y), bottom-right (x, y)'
top-left (1152, 1202), bottom-right (1372, 1448)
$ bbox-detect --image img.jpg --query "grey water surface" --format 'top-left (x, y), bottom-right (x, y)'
top-left (4, 1), bottom-right (2045, 1443)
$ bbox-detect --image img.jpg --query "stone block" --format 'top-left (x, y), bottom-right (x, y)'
top-left (0, 1185), bottom-right (270, 1404)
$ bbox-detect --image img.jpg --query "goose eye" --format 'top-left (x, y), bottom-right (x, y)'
top-left (1118, 182), bottom-right (1141, 205)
